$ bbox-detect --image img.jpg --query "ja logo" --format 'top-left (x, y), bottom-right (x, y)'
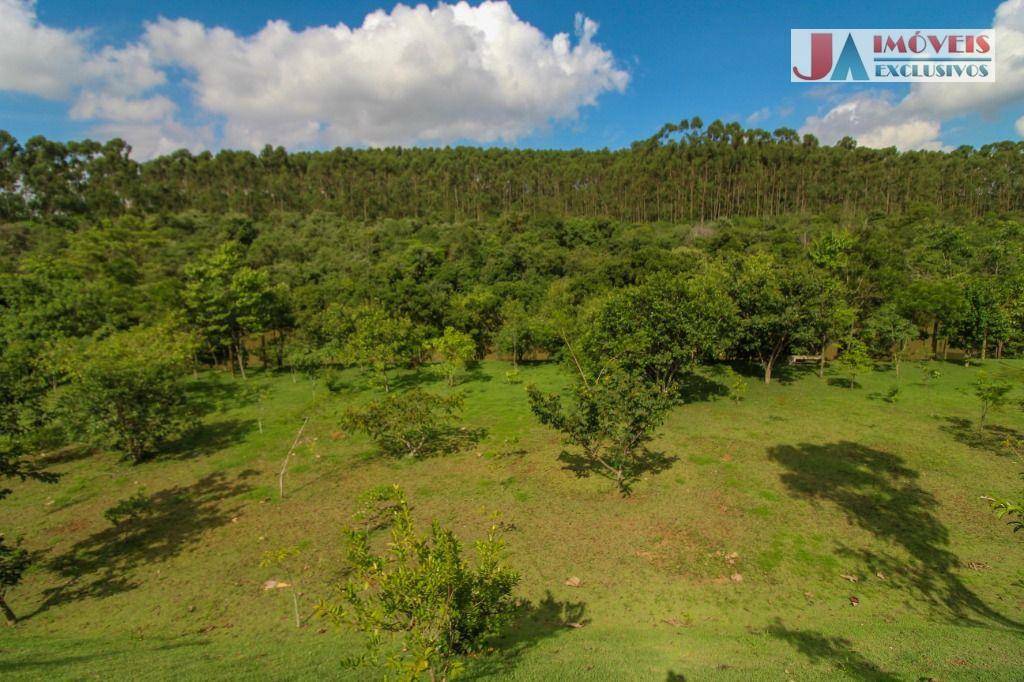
top-left (792, 33), bottom-right (868, 81)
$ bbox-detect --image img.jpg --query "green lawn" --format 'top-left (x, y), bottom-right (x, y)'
top-left (2, 360), bottom-right (1023, 680)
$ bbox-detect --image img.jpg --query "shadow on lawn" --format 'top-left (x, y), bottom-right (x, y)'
top-left (768, 441), bottom-right (1022, 630)
top-left (0, 638), bottom-right (211, 675)
top-left (766, 619), bottom-right (897, 681)
top-left (940, 417), bottom-right (1024, 458)
top-left (157, 418), bottom-right (257, 461)
top-left (557, 448), bottom-right (677, 495)
top-left (463, 591), bottom-right (589, 679)
top-left (25, 471), bottom-right (255, 620)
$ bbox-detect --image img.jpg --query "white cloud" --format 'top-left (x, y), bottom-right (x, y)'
top-left (0, 0), bottom-right (628, 158)
top-left (1016, 114), bottom-right (1024, 135)
top-left (141, 2), bottom-right (628, 149)
top-left (0, 0), bottom-right (87, 98)
top-left (801, 93), bottom-right (946, 151)
top-left (800, 0), bottom-right (1024, 150)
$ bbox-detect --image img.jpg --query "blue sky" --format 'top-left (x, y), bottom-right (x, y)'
top-left (0, 0), bottom-right (1019, 157)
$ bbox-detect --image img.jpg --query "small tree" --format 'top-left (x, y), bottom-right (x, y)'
top-left (63, 326), bottom-right (197, 462)
top-left (261, 546), bottom-right (303, 629)
top-left (0, 535), bottom-right (29, 626)
top-left (428, 327), bottom-right (476, 387)
top-left (341, 390), bottom-right (474, 459)
top-left (494, 299), bottom-right (534, 367)
top-left (345, 305), bottom-right (418, 392)
top-left (320, 485), bottom-right (519, 680)
top-left (527, 365), bottom-right (673, 494)
top-left (829, 337), bottom-right (873, 388)
top-left (864, 304), bottom-right (918, 380)
top-left (973, 371), bottom-right (1013, 430)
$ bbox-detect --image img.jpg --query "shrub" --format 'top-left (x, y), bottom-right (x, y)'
top-left (341, 389), bottom-right (478, 458)
top-left (527, 365), bottom-right (673, 494)
top-left (62, 326), bottom-right (197, 462)
top-left (320, 485), bottom-right (519, 680)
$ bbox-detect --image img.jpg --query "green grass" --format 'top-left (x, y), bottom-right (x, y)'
top-left (2, 360), bottom-right (1024, 680)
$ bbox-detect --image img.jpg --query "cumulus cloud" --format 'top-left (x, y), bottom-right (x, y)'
top-left (0, 0), bottom-right (87, 98)
top-left (0, 0), bottom-right (628, 158)
top-left (800, 0), bottom-right (1024, 150)
top-left (801, 93), bottom-right (946, 151)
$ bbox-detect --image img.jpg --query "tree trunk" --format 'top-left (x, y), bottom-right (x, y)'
top-left (0, 596), bottom-right (16, 626)
top-left (981, 329), bottom-right (988, 360)
top-left (819, 342), bottom-right (826, 378)
top-left (931, 320), bottom-right (939, 357)
top-left (764, 360), bottom-right (773, 385)
top-left (235, 343), bottom-right (247, 379)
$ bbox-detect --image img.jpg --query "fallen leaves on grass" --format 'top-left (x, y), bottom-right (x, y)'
top-left (849, 596), bottom-right (860, 606)
top-left (840, 573), bottom-right (859, 582)
top-left (261, 579), bottom-right (291, 590)
top-left (565, 576), bottom-right (582, 588)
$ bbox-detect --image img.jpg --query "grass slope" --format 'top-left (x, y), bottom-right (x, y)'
top-left (2, 360), bottom-right (1023, 680)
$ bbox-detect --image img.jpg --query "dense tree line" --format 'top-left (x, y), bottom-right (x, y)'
top-left (4, 119), bottom-right (1024, 224)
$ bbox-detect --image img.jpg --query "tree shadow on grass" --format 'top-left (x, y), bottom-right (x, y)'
top-left (676, 371), bottom-right (729, 403)
top-left (24, 470), bottom-right (256, 620)
top-left (0, 638), bottom-right (212, 675)
top-left (557, 448), bottom-right (678, 495)
top-left (766, 619), bottom-right (897, 681)
top-left (940, 417), bottom-right (1023, 459)
top-left (463, 591), bottom-right (588, 679)
top-left (156, 418), bottom-right (257, 461)
top-left (767, 441), bottom-right (1021, 630)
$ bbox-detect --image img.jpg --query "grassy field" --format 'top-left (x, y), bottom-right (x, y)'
top-left (2, 359), bottom-right (1023, 680)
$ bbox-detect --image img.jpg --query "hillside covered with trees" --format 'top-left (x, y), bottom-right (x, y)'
top-left (2, 121), bottom-right (1024, 679)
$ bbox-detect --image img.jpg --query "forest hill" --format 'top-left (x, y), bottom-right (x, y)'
top-left (2, 117), bottom-right (1024, 223)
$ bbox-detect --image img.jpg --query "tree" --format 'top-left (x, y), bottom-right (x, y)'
top-left (345, 304), bottom-right (418, 392)
top-left (62, 326), bottom-right (197, 462)
top-left (527, 365), bottom-right (673, 494)
top-left (428, 327), bottom-right (476, 386)
top-left (973, 371), bottom-right (1013, 430)
top-left (341, 390), bottom-right (476, 459)
top-left (0, 535), bottom-right (29, 626)
top-left (579, 269), bottom-right (737, 394)
top-left (182, 242), bottom-right (285, 378)
top-left (730, 254), bottom-right (819, 384)
top-left (320, 485), bottom-right (519, 681)
top-left (864, 304), bottom-right (918, 379)
top-left (494, 299), bottom-right (534, 367)
top-left (829, 336), bottom-right (873, 388)
top-left (0, 338), bottom-right (58, 498)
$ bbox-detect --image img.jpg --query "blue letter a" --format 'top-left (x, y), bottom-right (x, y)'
top-left (830, 34), bottom-right (868, 81)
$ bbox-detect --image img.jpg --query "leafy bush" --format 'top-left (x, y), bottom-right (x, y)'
top-left (320, 485), bottom-right (519, 680)
top-left (62, 325), bottom-right (197, 462)
top-left (341, 389), bottom-right (478, 458)
top-left (428, 327), bottom-right (476, 386)
top-left (527, 365), bottom-right (673, 494)
top-left (973, 371), bottom-right (1014, 429)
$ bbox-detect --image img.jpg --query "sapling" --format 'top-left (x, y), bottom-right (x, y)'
top-left (261, 546), bottom-right (303, 628)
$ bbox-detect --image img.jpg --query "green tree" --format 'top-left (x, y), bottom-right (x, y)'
top-left (580, 269), bottom-right (737, 394)
top-left (428, 327), bottom-right (476, 386)
top-left (345, 305), bottom-right (418, 392)
top-left (829, 336), bottom-right (873, 388)
top-left (341, 390), bottom-right (474, 459)
top-left (182, 242), bottom-right (285, 378)
top-left (527, 365), bottom-right (673, 494)
top-left (973, 371), bottom-right (1013, 430)
top-left (62, 326), bottom-right (196, 462)
top-left (730, 254), bottom-right (820, 384)
top-left (864, 304), bottom-right (918, 379)
top-left (320, 485), bottom-right (519, 681)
